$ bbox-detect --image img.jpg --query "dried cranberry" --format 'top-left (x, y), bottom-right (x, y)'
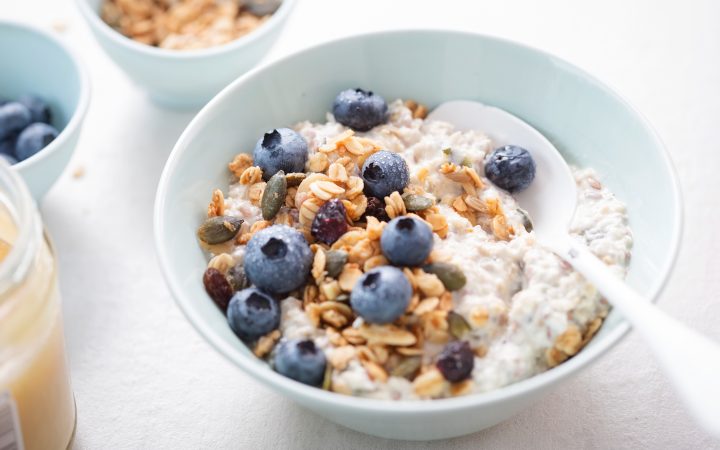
top-left (362, 196), bottom-right (390, 222)
top-left (311, 199), bottom-right (348, 245)
top-left (436, 341), bottom-right (474, 382)
top-left (203, 267), bottom-right (234, 311)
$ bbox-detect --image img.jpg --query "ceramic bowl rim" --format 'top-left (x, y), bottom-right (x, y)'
top-left (154, 29), bottom-right (683, 414)
top-left (75, 0), bottom-right (297, 60)
top-left (0, 20), bottom-right (91, 172)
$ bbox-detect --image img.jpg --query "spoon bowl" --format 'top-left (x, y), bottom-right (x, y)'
top-left (428, 100), bottom-right (576, 240)
top-left (428, 99), bottom-right (720, 438)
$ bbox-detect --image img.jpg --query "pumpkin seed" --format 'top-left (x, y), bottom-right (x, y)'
top-left (261, 170), bottom-right (287, 220)
top-left (518, 208), bottom-right (533, 232)
top-left (461, 157), bottom-right (473, 167)
top-left (325, 250), bottom-right (348, 278)
top-left (322, 364), bottom-right (333, 390)
top-left (285, 172), bottom-right (306, 187)
top-left (390, 356), bottom-right (422, 379)
top-left (422, 262), bottom-right (466, 291)
top-left (442, 147), bottom-right (452, 156)
top-left (335, 293), bottom-right (350, 302)
top-left (226, 264), bottom-right (249, 292)
top-left (402, 193), bottom-right (435, 211)
top-left (448, 311), bottom-right (472, 339)
top-left (197, 216), bottom-right (243, 244)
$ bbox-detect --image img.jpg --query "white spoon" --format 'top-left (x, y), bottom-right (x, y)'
top-left (428, 100), bottom-right (720, 437)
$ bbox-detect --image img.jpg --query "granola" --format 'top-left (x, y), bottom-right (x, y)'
top-left (101, 0), bottom-right (278, 50)
top-left (198, 98), bottom-right (633, 400)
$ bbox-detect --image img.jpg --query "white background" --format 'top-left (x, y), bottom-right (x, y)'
top-left (3, 0), bottom-right (720, 448)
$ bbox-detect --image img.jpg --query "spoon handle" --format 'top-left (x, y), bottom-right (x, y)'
top-left (549, 236), bottom-right (720, 438)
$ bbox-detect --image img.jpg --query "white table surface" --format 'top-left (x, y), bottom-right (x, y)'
top-left (4, 0), bottom-right (720, 448)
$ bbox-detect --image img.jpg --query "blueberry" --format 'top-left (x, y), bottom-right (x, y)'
top-left (226, 287), bottom-right (280, 342)
top-left (18, 95), bottom-right (51, 124)
top-left (436, 341), bottom-right (474, 382)
top-left (0, 102), bottom-right (31, 140)
top-left (311, 198), bottom-right (348, 245)
top-left (332, 88), bottom-right (388, 131)
top-left (0, 134), bottom-right (17, 157)
top-left (380, 216), bottom-right (433, 267)
top-left (350, 266), bottom-right (412, 324)
top-left (484, 145), bottom-right (536, 193)
top-left (361, 150), bottom-right (409, 199)
top-left (274, 339), bottom-right (326, 386)
top-left (252, 128), bottom-right (308, 180)
top-left (244, 225), bottom-right (312, 294)
top-left (15, 123), bottom-right (59, 161)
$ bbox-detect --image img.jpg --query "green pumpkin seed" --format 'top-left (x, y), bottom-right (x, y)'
top-left (325, 250), bottom-right (348, 278)
top-left (517, 208), bottom-right (533, 232)
top-left (422, 262), bottom-right (466, 291)
top-left (447, 311), bottom-right (472, 339)
top-left (285, 172), bottom-right (306, 187)
top-left (197, 216), bottom-right (243, 244)
top-left (261, 171), bottom-right (287, 220)
top-left (402, 193), bottom-right (435, 212)
top-left (461, 157), bottom-right (472, 167)
top-left (442, 147), bottom-right (452, 156)
top-left (322, 364), bottom-right (333, 390)
top-left (390, 356), bottom-right (422, 379)
top-left (226, 264), bottom-right (249, 292)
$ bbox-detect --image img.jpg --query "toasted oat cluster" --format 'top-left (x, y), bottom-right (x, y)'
top-left (101, 0), bottom-right (277, 50)
top-left (196, 92), bottom-right (633, 400)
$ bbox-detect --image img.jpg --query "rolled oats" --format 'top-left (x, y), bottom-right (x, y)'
top-left (338, 264), bottom-right (363, 292)
top-left (328, 345), bottom-right (356, 370)
top-left (253, 330), bottom-right (281, 358)
top-left (207, 252), bottom-right (234, 274)
top-left (384, 191), bottom-right (407, 219)
top-left (207, 188), bottom-right (225, 217)
top-left (239, 166), bottom-right (263, 185)
top-left (359, 324), bottom-right (417, 347)
top-left (311, 248), bottom-right (326, 282)
top-left (307, 152), bottom-right (330, 173)
top-left (412, 368), bottom-right (447, 397)
top-left (344, 176), bottom-right (364, 199)
top-left (361, 360), bottom-right (388, 382)
top-left (363, 254), bottom-right (388, 272)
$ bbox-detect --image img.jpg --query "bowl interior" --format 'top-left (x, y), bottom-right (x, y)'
top-left (156, 31), bottom-right (681, 409)
top-left (0, 22), bottom-right (82, 142)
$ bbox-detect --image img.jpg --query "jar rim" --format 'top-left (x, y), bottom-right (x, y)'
top-left (0, 160), bottom-right (39, 294)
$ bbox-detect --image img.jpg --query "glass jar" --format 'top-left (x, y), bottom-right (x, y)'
top-left (0, 162), bottom-right (75, 450)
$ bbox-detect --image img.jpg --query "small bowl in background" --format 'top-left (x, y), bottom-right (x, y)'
top-left (0, 21), bottom-right (90, 200)
top-left (75, 0), bottom-right (296, 109)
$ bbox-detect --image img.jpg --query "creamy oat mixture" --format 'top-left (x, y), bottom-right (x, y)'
top-left (202, 100), bottom-right (632, 400)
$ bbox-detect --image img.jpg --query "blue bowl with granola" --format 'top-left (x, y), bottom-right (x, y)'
top-left (154, 30), bottom-right (682, 440)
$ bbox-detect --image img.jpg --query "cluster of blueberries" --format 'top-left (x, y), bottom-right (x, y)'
top-left (0, 95), bottom-right (60, 165)
top-left (216, 88), bottom-right (535, 387)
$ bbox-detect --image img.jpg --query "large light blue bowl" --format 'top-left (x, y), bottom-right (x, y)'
top-left (155, 30), bottom-right (682, 440)
top-left (76, 0), bottom-right (296, 109)
top-left (0, 21), bottom-right (90, 200)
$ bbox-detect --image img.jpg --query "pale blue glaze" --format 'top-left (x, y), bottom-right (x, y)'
top-left (76, 0), bottom-right (296, 109)
top-left (155, 31), bottom-right (683, 440)
top-left (0, 21), bottom-right (90, 200)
